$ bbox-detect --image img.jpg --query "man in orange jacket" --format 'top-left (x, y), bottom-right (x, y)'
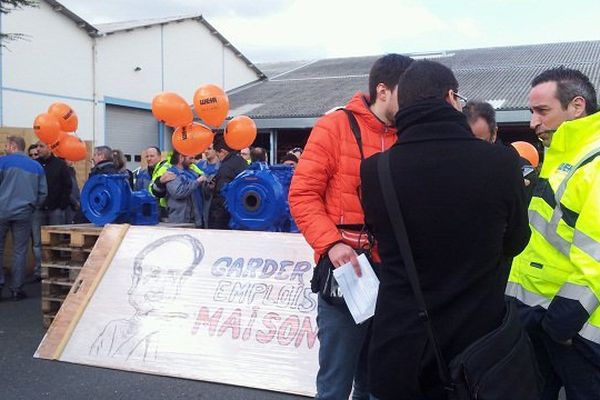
top-left (289, 54), bottom-right (413, 400)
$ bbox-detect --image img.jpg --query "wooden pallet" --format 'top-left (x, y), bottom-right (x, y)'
top-left (40, 224), bottom-right (102, 328)
top-left (41, 224), bottom-right (102, 249)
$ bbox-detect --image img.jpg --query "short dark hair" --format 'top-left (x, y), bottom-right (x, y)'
top-left (170, 150), bottom-right (181, 165)
top-left (397, 60), bottom-right (458, 109)
top-left (28, 143), bottom-right (38, 153)
top-left (7, 136), bottom-right (26, 151)
top-left (280, 153), bottom-right (298, 164)
top-left (146, 146), bottom-right (161, 155)
top-left (463, 101), bottom-right (497, 133)
top-left (531, 67), bottom-right (598, 116)
top-left (250, 147), bottom-right (267, 163)
top-left (213, 134), bottom-right (233, 153)
top-left (368, 54), bottom-right (414, 105)
top-left (94, 145), bottom-right (113, 161)
top-left (112, 149), bottom-right (126, 170)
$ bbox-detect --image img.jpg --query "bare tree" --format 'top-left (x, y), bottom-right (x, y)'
top-left (1, 0), bottom-right (38, 46)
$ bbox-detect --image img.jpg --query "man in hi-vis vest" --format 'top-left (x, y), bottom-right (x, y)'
top-left (506, 67), bottom-right (600, 399)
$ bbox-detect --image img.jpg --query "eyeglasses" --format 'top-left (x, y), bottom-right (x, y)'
top-left (453, 91), bottom-right (468, 107)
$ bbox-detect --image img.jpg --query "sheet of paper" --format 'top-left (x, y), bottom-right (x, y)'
top-left (333, 253), bottom-right (380, 324)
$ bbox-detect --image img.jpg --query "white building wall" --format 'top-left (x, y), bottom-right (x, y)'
top-left (95, 27), bottom-right (163, 103)
top-left (223, 51), bottom-right (261, 90)
top-left (1, 2), bottom-right (261, 145)
top-left (162, 19), bottom-right (226, 100)
top-left (97, 19), bottom-right (260, 105)
top-left (1, 1), bottom-right (95, 140)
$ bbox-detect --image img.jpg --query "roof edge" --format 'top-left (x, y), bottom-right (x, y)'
top-left (43, 0), bottom-right (98, 36)
top-left (92, 14), bottom-right (266, 81)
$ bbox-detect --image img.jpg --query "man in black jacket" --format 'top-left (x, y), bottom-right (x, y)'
top-left (32, 141), bottom-right (73, 279)
top-left (90, 146), bottom-right (119, 176)
top-left (207, 135), bottom-right (248, 229)
top-left (360, 60), bottom-right (531, 399)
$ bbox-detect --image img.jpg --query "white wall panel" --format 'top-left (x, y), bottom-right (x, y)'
top-left (2, 2), bottom-right (93, 97)
top-left (3, 91), bottom-right (94, 141)
top-left (95, 27), bottom-right (163, 103)
top-left (162, 20), bottom-right (225, 100)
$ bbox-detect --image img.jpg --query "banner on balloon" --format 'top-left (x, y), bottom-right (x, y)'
top-left (193, 84), bottom-right (229, 127)
top-left (35, 225), bottom-right (319, 397)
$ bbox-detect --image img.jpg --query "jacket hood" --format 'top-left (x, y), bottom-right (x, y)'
top-left (345, 92), bottom-right (396, 136)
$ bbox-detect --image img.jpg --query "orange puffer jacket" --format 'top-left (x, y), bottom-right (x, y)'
top-left (289, 92), bottom-right (397, 260)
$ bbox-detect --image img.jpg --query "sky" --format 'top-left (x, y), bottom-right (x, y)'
top-left (59, 0), bottom-right (600, 63)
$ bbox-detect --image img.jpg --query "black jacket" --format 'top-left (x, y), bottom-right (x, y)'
top-left (89, 160), bottom-right (119, 176)
top-left (37, 155), bottom-right (72, 211)
top-left (360, 101), bottom-right (530, 399)
top-left (208, 152), bottom-right (248, 229)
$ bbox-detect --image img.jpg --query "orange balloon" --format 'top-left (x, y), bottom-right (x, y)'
top-left (172, 123), bottom-right (214, 156)
top-left (152, 92), bottom-right (193, 128)
top-left (49, 131), bottom-right (69, 158)
top-left (225, 115), bottom-right (257, 150)
top-left (511, 141), bottom-right (539, 167)
top-left (193, 84), bottom-right (229, 127)
top-left (59, 134), bottom-right (88, 161)
top-left (48, 102), bottom-right (78, 132)
top-left (33, 113), bottom-right (61, 144)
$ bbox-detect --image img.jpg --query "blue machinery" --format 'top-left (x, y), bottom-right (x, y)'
top-left (224, 163), bottom-right (298, 232)
top-left (81, 174), bottom-right (159, 226)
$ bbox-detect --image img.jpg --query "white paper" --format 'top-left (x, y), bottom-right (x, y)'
top-left (333, 253), bottom-right (380, 324)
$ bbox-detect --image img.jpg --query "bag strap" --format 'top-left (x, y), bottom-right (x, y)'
top-left (376, 151), bottom-right (455, 393)
top-left (341, 109), bottom-right (365, 160)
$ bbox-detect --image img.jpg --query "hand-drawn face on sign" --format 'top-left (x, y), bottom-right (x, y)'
top-left (127, 234), bottom-right (204, 315)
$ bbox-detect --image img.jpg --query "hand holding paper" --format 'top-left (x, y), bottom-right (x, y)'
top-left (332, 253), bottom-right (379, 324)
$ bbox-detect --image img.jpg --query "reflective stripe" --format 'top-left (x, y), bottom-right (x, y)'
top-left (529, 210), bottom-right (571, 256)
top-left (557, 282), bottom-right (600, 315)
top-left (579, 322), bottom-right (600, 345)
top-left (531, 147), bottom-right (600, 257)
top-left (505, 281), bottom-right (551, 309)
top-left (574, 229), bottom-right (600, 263)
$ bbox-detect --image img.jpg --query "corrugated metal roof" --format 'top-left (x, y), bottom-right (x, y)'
top-left (228, 40), bottom-right (600, 122)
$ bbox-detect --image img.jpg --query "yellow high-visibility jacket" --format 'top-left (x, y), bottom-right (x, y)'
top-left (148, 156), bottom-right (203, 208)
top-left (507, 111), bottom-right (600, 348)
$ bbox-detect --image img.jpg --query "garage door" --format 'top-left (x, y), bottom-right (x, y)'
top-left (105, 105), bottom-right (159, 170)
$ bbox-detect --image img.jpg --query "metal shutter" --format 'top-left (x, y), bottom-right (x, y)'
top-left (105, 105), bottom-right (159, 169)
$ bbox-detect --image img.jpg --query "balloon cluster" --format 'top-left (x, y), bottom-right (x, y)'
top-left (151, 84), bottom-right (257, 156)
top-left (33, 103), bottom-right (87, 161)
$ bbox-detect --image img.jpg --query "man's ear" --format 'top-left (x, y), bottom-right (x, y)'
top-left (569, 96), bottom-right (587, 119)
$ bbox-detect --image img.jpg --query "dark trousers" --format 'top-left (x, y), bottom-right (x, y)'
top-left (529, 327), bottom-right (600, 400)
top-left (0, 218), bottom-right (32, 291)
top-left (315, 296), bottom-right (371, 400)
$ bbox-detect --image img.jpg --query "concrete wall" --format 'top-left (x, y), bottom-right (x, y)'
top-left (1, 1), bottom-right (95, 141)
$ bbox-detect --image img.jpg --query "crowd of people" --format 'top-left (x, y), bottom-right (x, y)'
top-left (0, 133), bottom-right (302, 301)
top-left (1, 52), bottom-right (598, 399)
top-left (289, 55), bottom-right (599, 399)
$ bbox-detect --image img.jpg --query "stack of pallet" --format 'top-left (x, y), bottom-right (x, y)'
top-left (40, 224), bottom-right (102, 328)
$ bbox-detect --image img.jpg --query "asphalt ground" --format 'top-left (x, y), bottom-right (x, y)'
top-left (0, 281), bottom-right (308, 400)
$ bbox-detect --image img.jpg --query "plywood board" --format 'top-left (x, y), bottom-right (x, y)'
top-left (35, 226), bottom-right (319, 397)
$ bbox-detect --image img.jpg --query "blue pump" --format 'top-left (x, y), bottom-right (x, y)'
top-left (223, 162), bottom-right (298, 232)
top-left (81, 174), bottom-right (159, 226)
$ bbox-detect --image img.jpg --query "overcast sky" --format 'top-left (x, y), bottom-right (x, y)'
top-left (59, 0), bottom-right (600, 63)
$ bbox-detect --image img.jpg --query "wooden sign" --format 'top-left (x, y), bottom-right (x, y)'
top-left (35, 225), bottom-right (319, 397)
